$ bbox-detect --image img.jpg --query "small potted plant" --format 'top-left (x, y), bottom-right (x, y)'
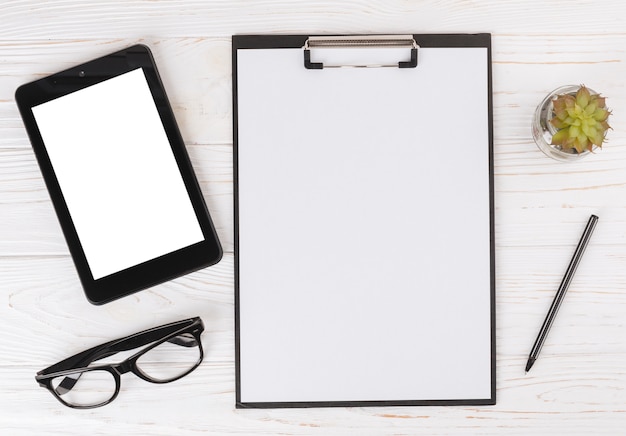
top-left (532, 85), bottom-right (611, 162)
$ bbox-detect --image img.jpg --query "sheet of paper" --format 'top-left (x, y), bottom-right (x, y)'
top-left (237, 45), bottom-right (491, 403)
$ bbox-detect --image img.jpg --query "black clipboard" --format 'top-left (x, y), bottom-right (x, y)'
top-left (233, 34), bottom-right (495, 408)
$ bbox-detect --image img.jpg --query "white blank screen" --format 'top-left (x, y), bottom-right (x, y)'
top-left (32, 68), bottom-right (204, 279)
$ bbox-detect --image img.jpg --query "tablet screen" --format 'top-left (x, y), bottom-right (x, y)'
top-left (31, 68), bottom-right (204, 280)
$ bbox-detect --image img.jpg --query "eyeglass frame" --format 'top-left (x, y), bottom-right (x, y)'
top-left (36, 316), bottom-right (204, 409)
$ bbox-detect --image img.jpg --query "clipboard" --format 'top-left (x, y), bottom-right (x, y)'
top-left (233, 33), bottom-right (495, 408)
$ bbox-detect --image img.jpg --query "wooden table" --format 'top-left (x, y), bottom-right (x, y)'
top-left (1, 1), bottom-right (625, 434)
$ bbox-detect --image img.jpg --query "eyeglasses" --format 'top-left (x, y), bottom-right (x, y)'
top-left (36, 317), bottom-right (204, 409)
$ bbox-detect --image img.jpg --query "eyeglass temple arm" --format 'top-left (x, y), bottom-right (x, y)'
top-left (38, 318), bottom-right (203, 376)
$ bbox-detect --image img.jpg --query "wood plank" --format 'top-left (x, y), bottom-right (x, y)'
top-left (2, 1), bottom-right (626, 39)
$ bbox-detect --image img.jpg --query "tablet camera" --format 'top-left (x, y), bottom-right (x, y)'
top-left (78, 70), bottom-right (85, 78)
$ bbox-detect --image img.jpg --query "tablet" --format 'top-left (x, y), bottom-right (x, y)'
top-left (15, 45), bottom-right (222, 305)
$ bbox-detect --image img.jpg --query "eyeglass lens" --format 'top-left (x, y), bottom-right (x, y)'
top-left (136, 333), bottom-right (202, 381)
top-left (50, 369), bottom-right (116, 407)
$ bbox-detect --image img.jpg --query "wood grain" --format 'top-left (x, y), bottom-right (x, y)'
top-left (1, 1), bottom-right (626, 434)
top-left (2, 1), bottom-right (626, 38)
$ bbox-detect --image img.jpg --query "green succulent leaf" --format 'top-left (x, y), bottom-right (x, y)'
top-left (584, 101), bottom-right (598, 116)
top-left (593, 108), bottom-right (609, 121)
top-left (593, 96), bottom-right (606, 108)
top-left (551, 128), bottom-right (569, 145)
top-left (588, 129), bottom-right (604, 146)
top-left (550, 117), bottom-right (568, 129)
top-left (563, 94), bottom-right (576, 109)
top-left (576, 86), bottom-right (591, 108)
top-left (553, 98), bottom-right (568, 120)
top-left (573, 137), bottom-right (587, 153)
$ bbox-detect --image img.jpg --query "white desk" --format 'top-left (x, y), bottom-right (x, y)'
top-left (1, 1), bottom-right (625, 434)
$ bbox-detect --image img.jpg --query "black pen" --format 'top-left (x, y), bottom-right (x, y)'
top-left (525, 214), bottom-right (599, 373)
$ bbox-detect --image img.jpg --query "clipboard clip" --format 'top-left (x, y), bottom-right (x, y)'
top-left (303, 35), bottom-right (419, 69)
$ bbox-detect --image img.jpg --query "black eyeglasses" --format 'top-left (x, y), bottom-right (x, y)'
top-left (36, 317), bottom-right (204, 409)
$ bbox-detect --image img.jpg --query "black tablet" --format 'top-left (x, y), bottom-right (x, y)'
top-left (15, 45), bottom-right (222, 305)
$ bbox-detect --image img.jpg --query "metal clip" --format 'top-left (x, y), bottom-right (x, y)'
top-left (303, 35), bottom-right (419, 69)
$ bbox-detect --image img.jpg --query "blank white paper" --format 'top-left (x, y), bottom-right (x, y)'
top-left (237, 46), bottom-right (492, 403)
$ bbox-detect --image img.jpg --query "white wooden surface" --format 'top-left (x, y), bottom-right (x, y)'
top-left (1, 1), bottom-right (626, 434)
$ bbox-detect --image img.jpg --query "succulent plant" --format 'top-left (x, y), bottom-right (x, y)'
top-left (550, 85), bottom-right (611, 153)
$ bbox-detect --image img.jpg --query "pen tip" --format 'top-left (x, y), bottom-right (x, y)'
top-left (525, 357), bottom-right (535, 373)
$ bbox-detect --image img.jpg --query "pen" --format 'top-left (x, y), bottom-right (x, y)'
top-left (525, 214), bottom-right (599, 373)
